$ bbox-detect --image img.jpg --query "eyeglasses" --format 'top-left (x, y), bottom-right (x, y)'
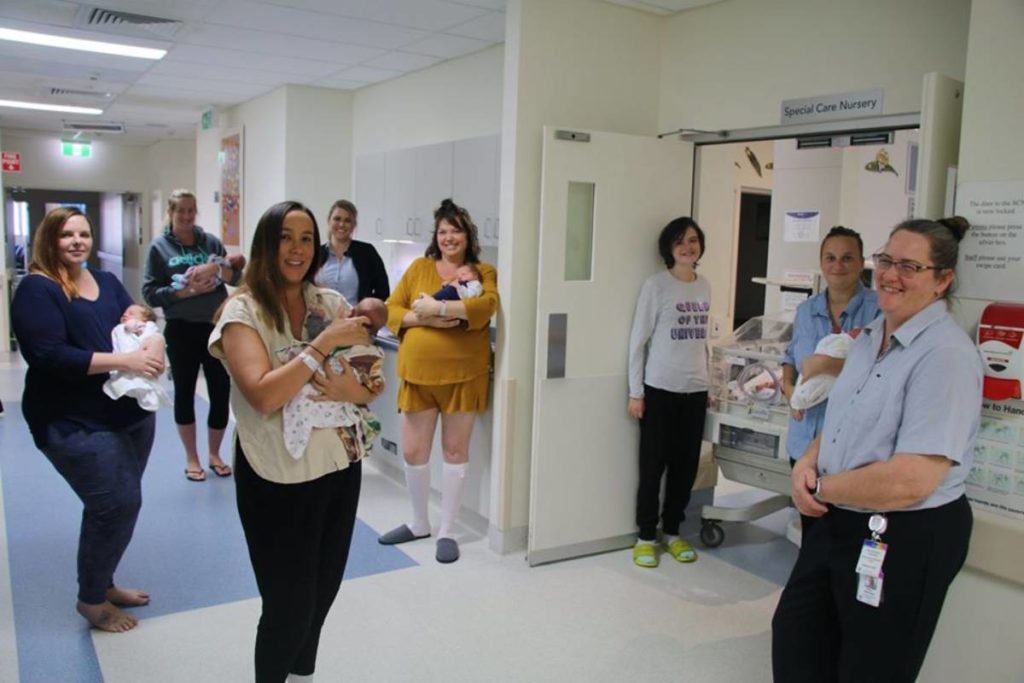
top-left (871, 253), bottom-right (944, 276)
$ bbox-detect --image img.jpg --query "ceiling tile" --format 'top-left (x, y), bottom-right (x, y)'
top-left (134, 73), bottom-right (270, 97)
top-left (401, 33), bottom-right (492, 59)
top-left (327, 65), bottom-right (405, 85)
top-left (448, 0), bottom-right (506, 9)
top-left (148, 61), bottom-right (294, 87)
top-left (446, 11), bottom-right (505, 42)
top-left (309, 77), bottom-right (369, 90)
top-left (164, 45), bottom-right (345, 79)
top-left (176, 23), bottom-right (383, 64)
top-left (201, 1), bottom-right (431, 49)
top-left (257, 0), bottom-right (490, 32)
top-left (126, 83), bottom-right (242, 105)
top-left (363, 51), bottom-right (442, 72)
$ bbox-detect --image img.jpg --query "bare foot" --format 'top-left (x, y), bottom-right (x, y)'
top-left (76, 601), bottom-right (139, 633)
top-left (106, 585), bottom-right (150, 607)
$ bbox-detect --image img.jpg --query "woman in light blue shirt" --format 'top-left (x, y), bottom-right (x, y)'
top-left (773, 216), bottom-right (981, 683)
top-left (781, 226), bottom-right (879, 466)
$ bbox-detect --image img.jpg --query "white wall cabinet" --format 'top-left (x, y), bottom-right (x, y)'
top-left (413, 142), bottom-right (454, 239)
top-left (384, 148), bottom-right (416, 240)
top-left (453, 135), bottom-right (500, 247)
top-left (354, 153), bottom-right (386, 239)
top-left (356, 134), bottom-right (500, 247)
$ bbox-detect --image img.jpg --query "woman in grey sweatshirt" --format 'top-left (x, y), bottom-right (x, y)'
top-left (143, 190), bottom-right (244, 482)
top-left (627, 217), bottom-right (710, 568)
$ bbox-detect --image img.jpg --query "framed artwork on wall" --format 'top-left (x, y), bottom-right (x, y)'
top-left (220, 127), bottom-right (243, 247)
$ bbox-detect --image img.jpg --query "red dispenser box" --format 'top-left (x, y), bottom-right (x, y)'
top-left (977, 302), bottom-right (1024, 401)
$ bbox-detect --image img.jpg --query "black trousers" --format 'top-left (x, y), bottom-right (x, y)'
top-left (635, 386), bottom-right (708, 540)
top-left (235, 443), bottom-right (362, 683)
top-left (772, 496), bottom-right (972, 683)
top-left (163, 319), bottom-right (230, 428)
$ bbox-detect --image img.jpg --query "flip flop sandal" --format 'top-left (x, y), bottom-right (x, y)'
top-left (185, 468), bottom-right (206, 482)
top-left (209, 463), bottom-right (233, 477)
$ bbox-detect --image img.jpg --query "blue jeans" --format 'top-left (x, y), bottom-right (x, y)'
top-left (41, 415), bottom-right (156, 604)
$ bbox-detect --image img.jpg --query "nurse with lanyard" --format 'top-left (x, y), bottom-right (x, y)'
top-left (772, 216), bottom-right (981, 683)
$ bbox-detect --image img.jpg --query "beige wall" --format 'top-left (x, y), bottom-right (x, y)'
top-left (285, 86), bottom-right (354, 227)
top-left (657, 0), bottom-right (971, 132)
top-left (352, 44), bottom-right (503, 155)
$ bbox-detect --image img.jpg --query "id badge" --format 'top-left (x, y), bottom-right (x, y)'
top-left (856, 572), bottom-right (883, 607)
top-left (855, 539), bottom-right (887, 577)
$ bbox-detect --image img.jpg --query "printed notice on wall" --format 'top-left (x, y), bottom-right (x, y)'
top-left (955, 181), bottom-right (1024, 302)
top-left (783, 210), bottom-right (820, 242)
top-left (967, 400), bottom-right (1024, 522)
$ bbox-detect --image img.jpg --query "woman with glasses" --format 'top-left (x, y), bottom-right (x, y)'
top-left (773, 216), bottom-right (981, 683)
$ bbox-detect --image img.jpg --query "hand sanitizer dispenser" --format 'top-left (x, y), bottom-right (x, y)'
top-left (977, 302), bottom-right (1024, 401)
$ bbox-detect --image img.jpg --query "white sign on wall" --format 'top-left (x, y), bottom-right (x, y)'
top-left (967, 400), bottom-right (1024, 522)
top-left (780, 88), bottom-right (884, 125)
top-left (783, 210), bottom-right (820, 242)
top-left (955, 181), bottom-right (1024, 302)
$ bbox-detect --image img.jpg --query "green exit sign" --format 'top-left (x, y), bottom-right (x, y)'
top-left (62, 141), bottom-right (92, 158)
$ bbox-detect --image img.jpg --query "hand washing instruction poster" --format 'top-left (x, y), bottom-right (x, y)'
top-left (968, 399), bottom-right (1024, 522)
top-left (955, 181), bottom-right (1024, 302)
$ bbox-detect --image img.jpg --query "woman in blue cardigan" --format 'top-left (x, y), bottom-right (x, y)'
top-left (12, 207), bottom-right (163, 633)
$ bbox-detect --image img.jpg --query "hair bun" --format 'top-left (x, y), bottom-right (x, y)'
top-left (938, 215), bottom-right (970, 242)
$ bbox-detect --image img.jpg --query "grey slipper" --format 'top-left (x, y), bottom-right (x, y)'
top-left (436, 538), bottom-right (460, 563)
top-left (378, 524), bottom-right (430, 546)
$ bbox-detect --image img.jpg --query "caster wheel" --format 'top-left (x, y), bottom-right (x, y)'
top-left (700, 521), bottom-right (725, 548)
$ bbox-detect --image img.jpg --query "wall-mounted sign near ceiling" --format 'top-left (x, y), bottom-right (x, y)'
top-left (61, 141), bottom-right (92, 158)
top-left (781, 89), bottom-right (884, 125)
top-left (2, 151), bottom-right (20, 172)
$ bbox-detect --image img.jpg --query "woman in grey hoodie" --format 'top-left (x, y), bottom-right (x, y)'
top-left (143, 190), bottom-right (244, 481)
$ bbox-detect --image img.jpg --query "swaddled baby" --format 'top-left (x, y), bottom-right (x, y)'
top-left (279, 298), bottom-right (387, 461)
top-left (789, 330), bottom-right (859, 411)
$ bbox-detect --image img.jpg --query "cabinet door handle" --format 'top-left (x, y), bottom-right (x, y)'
top-left (376, 217), bottom-right (382, 235)
top-left (414, 217), bottom-right (421, 236)
top-left (494, 217), bottom-right (499, 239)
top-left (483, 218), bottom-right (491, 239)
top-left (406, 218), bottom-right (412, 236)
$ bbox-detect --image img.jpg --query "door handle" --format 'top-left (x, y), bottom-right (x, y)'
top-left (546, 313), bottom-right (567, 379)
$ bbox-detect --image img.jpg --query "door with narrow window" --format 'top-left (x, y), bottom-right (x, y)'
top-left (528, 127), bottom-right (694, 565)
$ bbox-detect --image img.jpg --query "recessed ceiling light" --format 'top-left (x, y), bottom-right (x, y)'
top-left (0, 27), bottom-right (166, 60)
top-left (0, 99), bottom-right (103, 115)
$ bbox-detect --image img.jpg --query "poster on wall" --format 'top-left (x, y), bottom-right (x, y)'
top-left (954, 181), bottom-right (1024, 302)
top-left (220, 128), bottom-right (243, 248)
top-left (783, 210), bottom-right (820, 242)
top-left (967, 400), bottom-right (1024, 522)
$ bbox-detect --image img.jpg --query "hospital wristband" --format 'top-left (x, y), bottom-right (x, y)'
top-left (298, 351), bottom-right (321, 373)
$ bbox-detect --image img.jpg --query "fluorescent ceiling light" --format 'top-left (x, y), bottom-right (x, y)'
top-left (0, 27), bottom-right (166, 60)
top-left (0, 99), bottom-right (103, 115)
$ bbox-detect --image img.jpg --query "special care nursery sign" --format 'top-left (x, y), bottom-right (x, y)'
top-left (955, 181), bottom-right (1024, 302)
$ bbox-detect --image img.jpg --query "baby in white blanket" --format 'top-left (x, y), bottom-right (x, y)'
top-left (789, 331), bottom-right (856, 411)
top-left (103, 304), bottom-right (171, 411)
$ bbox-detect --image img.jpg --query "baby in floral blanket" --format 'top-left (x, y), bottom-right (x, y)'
top-left (279, 298), bottom-right (387, 461)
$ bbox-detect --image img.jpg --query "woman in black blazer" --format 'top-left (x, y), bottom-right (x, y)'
top-left (316, 200), bottom-right (389, 303)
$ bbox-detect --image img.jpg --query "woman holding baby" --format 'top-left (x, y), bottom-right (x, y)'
top-left (377, 198), bottom-right (499, 564)
top-left (781, 226), bottom-right (879, 468)
top-left (210, 200), bottom-right (379, 682)
top-left (143, 189), bottom-right (245, 481)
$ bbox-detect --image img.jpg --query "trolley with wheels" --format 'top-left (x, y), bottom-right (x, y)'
top-left (700, 315), bottom-right (794, 548)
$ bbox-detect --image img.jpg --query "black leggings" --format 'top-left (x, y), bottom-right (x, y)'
top-left (163, 319), bottom-right (230, 428)
top-left (235, 442), bottom-right (362, 683)
top-left (636, 386), bottom-right (708, 540)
